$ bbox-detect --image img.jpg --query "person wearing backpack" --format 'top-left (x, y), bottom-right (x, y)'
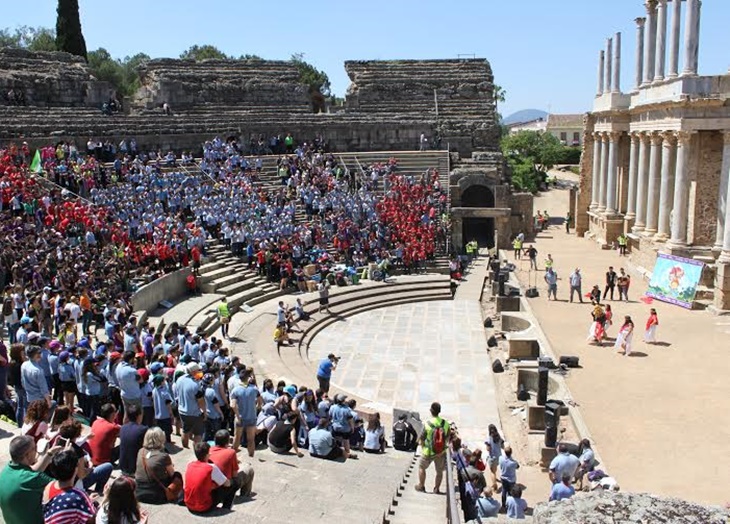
top-left (392, 413), bottom-right (418, 452)
top-left (414, 402), bottom-right (451, 494)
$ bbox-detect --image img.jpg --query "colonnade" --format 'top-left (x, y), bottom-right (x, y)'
top-left (597, 0), bottom-right (702, 94)
top-left (589, 130), bottom-right (693, 248)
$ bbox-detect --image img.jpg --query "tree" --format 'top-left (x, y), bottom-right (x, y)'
top-left (87, 49), bottom-right (150, 97)
top-left (180, 45), bottom-right (230, 61)
top-left (493, 84), bottom-right (507, 126)
top-left (501, 130), bottom-right (564, 192)
top-left (290, 53), bottom-right (331, 96)
top-left (56, 0), bottom-right (87, 59)
top-left (0, 26), bottom-right (57, 51)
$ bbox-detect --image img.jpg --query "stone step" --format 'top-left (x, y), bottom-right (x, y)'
top-left (216, 276), bottom-right (261, 296)
top-left (200, 269), bottom-right (257, 293)
top-left (197, 262), bottom-right (249, 284)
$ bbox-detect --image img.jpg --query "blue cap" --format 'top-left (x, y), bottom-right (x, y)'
top-left (150, 362), bottom-right (164, 374)
top-left (20, 316), bottom-right (32, 324)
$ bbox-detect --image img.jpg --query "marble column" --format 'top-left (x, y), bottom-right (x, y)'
top-left (718, 140), bottom-right (730, 262)
top-left (591, 134), bottom-right (602, 208)
top-left (654, 0), bottom-right (668, 82)
top-left (635, 18), bottom-right (646, 90)
top-left (645, 132), bottom-right (663, 233)
top-left (598, 133), bottom-right (610, 211)
top-left (682, 0), bottom-right (701, 76)
top-left (667, 0), bottom-right (682, 78)
top-left (597, 51), bottom-right (605, 95)
top-left (634, 133), bottom-right (650, 232)
top-left (656, 132), bottom-right (676, 239)
top-left (625, 133), bottom-right (640, 220)
top-left (643, 0), bottom-right (658, 86)
top-left (713, 132), bottom-right (730, 250)
top-left (612, 32), bottom-right (621, 93)
top-left (605, 132), bottom-right (620, 215)
top-left (669, 131), bottom-right (693, 247)
top-left (605, 38), bottom-right (613, 93)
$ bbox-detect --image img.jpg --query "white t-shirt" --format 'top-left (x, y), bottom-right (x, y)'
top-left (96, 504), bottom-right (140, 524)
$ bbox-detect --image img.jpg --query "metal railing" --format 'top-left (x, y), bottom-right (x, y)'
top-left (445, 447), bottom-right (461, 524)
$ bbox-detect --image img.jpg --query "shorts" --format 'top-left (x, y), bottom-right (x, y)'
top-left (332, 429), bottom-right (352, 440)
top-left (180, 414), bottom-right (205, 436)
top-left (61, 381), bottom-right (78, 393)
top-left (236, 418), bottom-right (257, 428)
top-left (122, 398), bottom-right (142, 414)
top-left (419, 452), bottom-right (447, 472)
top-left (319, 297), bottom-right (329, 305)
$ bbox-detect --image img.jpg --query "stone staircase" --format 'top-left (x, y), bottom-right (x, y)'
top-left (383, 452), bottom-right (447, 524)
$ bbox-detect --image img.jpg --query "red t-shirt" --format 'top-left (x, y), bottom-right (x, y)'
top-left (209, 446), bottom-right (238, 479)
top-left (184, 461), bottom-right (222, 512)
top-left (88, 418), bottom-right (120, 466)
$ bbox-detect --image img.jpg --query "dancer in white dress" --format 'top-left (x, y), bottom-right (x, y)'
top-left (644, 308), bottom-right (659, 344)
top-left (615, 315), bottom-right (634, 356)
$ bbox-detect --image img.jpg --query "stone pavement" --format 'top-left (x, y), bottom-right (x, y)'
top-left (511, 177), bottom-right (730, 506)
top-left (310, 256), bottom-right (501, 446)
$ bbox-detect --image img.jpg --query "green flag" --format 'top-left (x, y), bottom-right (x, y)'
top-left (29, 149), bottom-right (42, 173)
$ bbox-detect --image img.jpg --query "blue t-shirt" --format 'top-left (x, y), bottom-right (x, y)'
top-left (317, 359), bottom-right (333, 379)
top-left (308, 427), bottom-right (334, 456)
top-left (140, 382), bottom-right (154, 408)
top-left (152, 386), bottom-right (172, 420)
top-left (328, 404), bottom-right (353, 433)
top-left (506, 496), bottom-right (527, 519)
top-left (176, 375), bottom-right (203, 416)
top-left (550, 482), bottom-right (575, 501)
top-left (204, 387), bottom-right (222, 419)
top-left (230, 384), bottom-right (260, 424)
top-left (116, 363), bottom-right (141, 400)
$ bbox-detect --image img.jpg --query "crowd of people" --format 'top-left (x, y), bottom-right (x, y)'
top-left (0, 132), bottom-right (460, 523)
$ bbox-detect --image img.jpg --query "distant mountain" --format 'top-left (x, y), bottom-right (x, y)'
top-left (502, 109), bottom-right (548, 125)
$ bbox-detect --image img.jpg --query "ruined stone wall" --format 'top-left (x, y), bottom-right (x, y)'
top-left (131, 59), bottom-right (311, 112)
top-left (688, 130), bottom-right (721, 246)
top-left (576, 113), bottom-right (595, 236)
top-left (509, 192), bottom-right (535, 239)
top-left (0, 48), bottom-right (112, 107)
top-left (344, 59), bottom-right (500, 153)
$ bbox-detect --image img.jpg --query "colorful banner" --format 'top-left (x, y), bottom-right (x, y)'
top-left (647, 253), bottom-right (704, 308)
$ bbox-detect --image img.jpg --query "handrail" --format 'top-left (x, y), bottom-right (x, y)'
top-left (445, 447), bottom-right (461, 524)
top-left (32, 173), bottom-right (93, 205)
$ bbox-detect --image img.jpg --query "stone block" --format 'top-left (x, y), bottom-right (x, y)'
top-left (540, 446), bottom-right (558, 467)
top-left (495, 296), bottom-right (520, 312)
top-left (713, 262), bottom-right (730, 310)
top-left (527, 404), bottom-right (545, 430)
top-left (508, 339), bottom-right (540, 360)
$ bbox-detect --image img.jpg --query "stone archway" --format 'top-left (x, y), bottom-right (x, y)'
top-left (460, 183), bottom-right (496, 248)
top-left (461, 184), bottom-right (495, 208)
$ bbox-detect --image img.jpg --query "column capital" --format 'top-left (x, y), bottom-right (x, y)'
top-left (661, 131), bottom-right (677, 145)
top-left (645, 0), bottom-right (658, 13)
top-left (649, 132), bottom-right (663, 145)
top-left (656, 0), bottom-right (667, 7)
top-left (635, 16), bottom-right (646, 27)
top-left (608, 131), bottom-right (622, 141)
top-left (630, 132), bottom-right (641, 143)
top-left (677, 130), bottom-right (696, 144)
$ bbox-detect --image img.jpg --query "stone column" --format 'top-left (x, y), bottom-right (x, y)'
top-left (682, 0), bottom-right (701, 76)
top-left (605, 38), bottom-right (613, 93)
top-left (645, 132), bottom-right (663, 233)
top-left (635, 18), bottom-right (646, 90)
top-left (656, 132), bottom-right (676, 239)
top-left (597, 51), bottom-right (605, 95)
top-left (634, 133), bottom-right (650, 232)
top-left (667, 0), bottom-right (682, 78)
top-left (613, 32), bottom-right (621, 93)
top-left (591, 134), bottom-right (602, 208)
top-left (625, 133), bottom-right (640, 220)
top-left (605, 132), bottom-right (620, 215)
top-left (598, 133), bottom-right (610, 211)
top-left (713, 132), bottom-right (730, 250)
top-left (654, 0), bottom-right (668, 82)
top-left (669, 131), bottom-right (693, 247)
top-left (718, 149), bottom-right (730, 263)
top-left (643, 0), bottom-right (658, 86)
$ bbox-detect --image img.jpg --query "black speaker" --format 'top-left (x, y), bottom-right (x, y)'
top-left (544, 426), bottom-right (558, 448)
top-left (559, 356), bottom-right (580, 368)
top-left (492, 359), bottom-right (504, 373)
top-left (484, 317), bottom-right (493, 328)
top-left (537, 366), bottom-right (549, 406)
top-left (487, 335), bottom-right (498, 348)
top-left (517, 383), bottom-right (529, 401)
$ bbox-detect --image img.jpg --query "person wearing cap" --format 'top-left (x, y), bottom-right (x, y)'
top-left (328, 393), bottom-right (357, 459)
top-left (16, 316), bottom-right (32, 346)
top-left (21, 346), bottom-right (51, 406)
top-left (116, 351), bottom-right (143, 422)
top-left (47, 340), bottom-right (63, 406)
top-left (230, 368), bottom-right (261, 457)
top-left (152, 373), bottom-right (174, 442)
top-left (177, 362), bottom-right (206, 449)
top-left (392, 413), bottom-right (418, 452)
top-left (203, 373), bottom-right (224, 442)
top-left (316, 353), bottom-right (339, 394)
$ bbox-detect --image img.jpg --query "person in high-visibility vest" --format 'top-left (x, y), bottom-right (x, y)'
top-left (512, 237), bottom-right (523, 260)
top-left (218, 297), bottom-right (231, 339)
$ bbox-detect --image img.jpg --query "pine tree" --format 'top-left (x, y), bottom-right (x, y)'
top-left (55, 0), bottom-right (87, 60)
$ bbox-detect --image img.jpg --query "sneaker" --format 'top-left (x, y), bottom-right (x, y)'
top-left (414, 485), bottom-right (426, 493)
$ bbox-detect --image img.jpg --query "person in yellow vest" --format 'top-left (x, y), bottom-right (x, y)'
top-left (469, 239), bottom-right (479, 259)
top-left (512, 237), bottom-right (523, 260)
top-left (414, 402), bottom-right (452, 494)
top-left (544, 254), bottom-right (554, 273)
top-left (617, 234), bottom-right (628, 256)
top-left (217, 297), bottom-right (231, 339)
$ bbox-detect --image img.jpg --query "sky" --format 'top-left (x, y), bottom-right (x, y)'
top-left (4, 0), bottom-right (729, 118)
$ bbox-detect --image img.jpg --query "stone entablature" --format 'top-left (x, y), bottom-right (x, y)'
top-left (0, 48), bottom-right (112, 107)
